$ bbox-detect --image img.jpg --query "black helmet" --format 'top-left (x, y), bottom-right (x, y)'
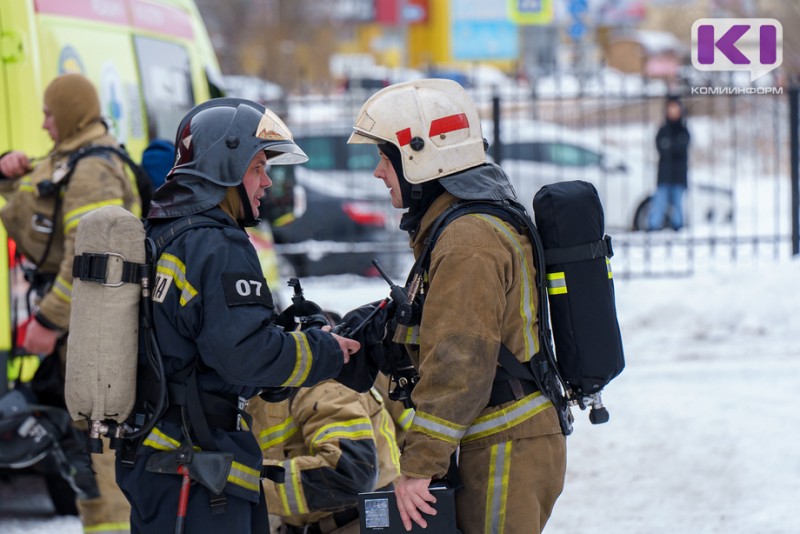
top-left (166, 97), bottom-right (307, 225)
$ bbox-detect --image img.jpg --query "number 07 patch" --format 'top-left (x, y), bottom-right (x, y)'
top-left (222, 273), bottom-right (273, 308)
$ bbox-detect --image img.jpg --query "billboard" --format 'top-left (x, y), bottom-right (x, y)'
top-left (451, 0), bottom-right (517, 61)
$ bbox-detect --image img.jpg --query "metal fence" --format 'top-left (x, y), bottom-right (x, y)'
top-left (280, 77), bottom-right (795, 279)
top-left (474, 80), bottom-right (792, 279)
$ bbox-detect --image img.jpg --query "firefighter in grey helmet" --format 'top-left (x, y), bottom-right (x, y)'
top-left (116, 98), bottom-right (360, 533)
top-left (348, 79), bottom-right (567, 533)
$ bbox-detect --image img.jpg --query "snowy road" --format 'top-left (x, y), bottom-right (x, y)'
top-left (1, 260), bottom-right (798, 533)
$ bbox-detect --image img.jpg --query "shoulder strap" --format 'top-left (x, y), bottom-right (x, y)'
top-left (150, 215), bottom-right (228, 257)
top-left (409, 198), bottom-right (568, 390)
top-left (38, 145), bottom-right (153, 266)
top-left (411, 198), bottom-right (535, 284)
top-left (66, 144), bottom-right (153, 217)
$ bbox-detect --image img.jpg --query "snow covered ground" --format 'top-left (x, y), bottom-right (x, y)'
top-left (2, 255), bottom-right (798, 533)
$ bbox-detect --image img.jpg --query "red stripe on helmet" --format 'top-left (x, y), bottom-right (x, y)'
top-left (429, 113), bottom-right (469, 137)
top-left (395, 128), bottom-right (412, 146)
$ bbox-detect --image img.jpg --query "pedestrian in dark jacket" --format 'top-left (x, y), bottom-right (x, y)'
top-left (648, 95), bottom-right (690, 231)
top-left (115, 98), bottom-right (360, 533)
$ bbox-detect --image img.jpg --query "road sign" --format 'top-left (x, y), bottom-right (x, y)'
top-left (508, 0), bottom-right (553, 25)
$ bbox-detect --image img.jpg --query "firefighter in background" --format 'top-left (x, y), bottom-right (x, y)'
top-left (0, 73), bottom-right (138, 532)
top-left (347, 79), bottom-right (567, 533)
top-left (115, 98), bottom-right (359, 533)
top-left (248, 380), bottom-right (400, 534)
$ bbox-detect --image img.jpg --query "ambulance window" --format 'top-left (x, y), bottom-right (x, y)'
top-left (206, 68), bottom-right (225, 99)
top-left (134, 37), bottom-right (194, 140)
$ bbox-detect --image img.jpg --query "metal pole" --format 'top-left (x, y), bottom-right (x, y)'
top-left (790, 86), bottom-right (800, 256)
top-left (492, 90), bottom-right (502, 166)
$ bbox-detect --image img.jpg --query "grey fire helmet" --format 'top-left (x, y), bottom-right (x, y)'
top-left (167, 97), bottom-right (307, 226)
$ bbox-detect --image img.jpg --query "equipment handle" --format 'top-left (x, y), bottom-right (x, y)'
top-left (334, 298), bottom-right (389, 339)
top-left (174, 464), bottom-right (191, 534)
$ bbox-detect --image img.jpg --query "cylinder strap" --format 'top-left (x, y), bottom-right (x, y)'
top-left (72, 252), bottom-right (145, 285)
top-left (544, 235), bottom-right (613, 266)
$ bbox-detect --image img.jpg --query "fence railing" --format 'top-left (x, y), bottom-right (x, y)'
top-left (277, 79), bottom-right (794, 279)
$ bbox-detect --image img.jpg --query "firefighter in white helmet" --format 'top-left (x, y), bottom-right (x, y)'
top-left (347, 79), bottom-right (567, 533)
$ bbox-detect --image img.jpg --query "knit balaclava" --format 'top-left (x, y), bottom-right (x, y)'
top-left (378, 142), bottom-right (444, 234)
top-left (43, 73), bottom-right (102, 143)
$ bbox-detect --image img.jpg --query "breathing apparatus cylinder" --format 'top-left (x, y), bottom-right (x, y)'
top-left (65, 205), bottom-right (146, 446)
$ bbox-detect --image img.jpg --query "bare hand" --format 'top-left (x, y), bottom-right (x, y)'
top-left (0, 151), bottom-right (32, 179)
top-left (23, 319), bottom-right (60, 355)
top-left (394, 475), bottom-right (436, 531)
top-left (323, 326), bottom-right (360, 364)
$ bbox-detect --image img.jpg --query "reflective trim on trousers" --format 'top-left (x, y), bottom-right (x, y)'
top-left (484, 441), bottom-right (512, 534)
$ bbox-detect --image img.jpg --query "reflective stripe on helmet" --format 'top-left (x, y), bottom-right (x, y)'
top-left (429, 113), bottom-right (469, 137)
top-left (396, 128), bottom-right (412, 147)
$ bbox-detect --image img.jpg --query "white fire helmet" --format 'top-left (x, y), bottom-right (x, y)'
top-left (347, 78), bottom-right (486, 184)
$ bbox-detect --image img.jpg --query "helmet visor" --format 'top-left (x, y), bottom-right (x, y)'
top-left (347, 129), bottom-right (384, 145)
top-left (263, 142), bottom-right (309, 165)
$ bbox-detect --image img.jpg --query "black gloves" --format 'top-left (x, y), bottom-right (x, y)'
top-left (333, 300), bottom-right (392, 393)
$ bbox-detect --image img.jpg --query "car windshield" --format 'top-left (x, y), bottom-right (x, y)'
top-left (297, 135), bottom-right (380, 172)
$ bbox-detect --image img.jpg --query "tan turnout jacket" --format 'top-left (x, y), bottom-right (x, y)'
top-left (248, 380), bottom-right (401, 528)
top-left (0, 122), bottom-right (140, 330)
top-left (394, 191), bottom-right (563, 479)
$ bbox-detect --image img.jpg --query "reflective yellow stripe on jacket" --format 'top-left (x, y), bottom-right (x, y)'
top-left (51, 275), bottom-right (72, 303)
top-left (410, 411), bottom-right (469, 444)
top-left (309, 417), bottom-right (374, 454)
top-left (411, 391), bottom-right (552, 446)
top-left (462, 392), bottom-right (552, 443)
top-left (397, 408), bottom-right (415, 431)
top-left (547, 272), bottom-right (567, 295)
top-left (143, 427), bottom-right (260, 493)
top-left (377, 408), bottom-right (401, 470)
top-left (17, 177), bottom-right (35, 193)
top-left (257, 417), bottom-right (298, 451)
top-left (278, 459), bottom-right (308, 515)
top-left (64, 198), bottom-right (124, 232)
top-left (395, 324), bottom-right (420, 345)
top-left (156, 253), bottom-right (198, 306)
top-left (83, 522), bottom-right (130, 534)
top-left (473, 214), bottom-right (538, 357)
top-left (281, 331), bottom-right (313, 387)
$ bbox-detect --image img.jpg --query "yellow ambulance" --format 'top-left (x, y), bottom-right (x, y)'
top-left (0, 0), bottom-right (228, 158)
top-left (0, 0), bottom-right (281, 389)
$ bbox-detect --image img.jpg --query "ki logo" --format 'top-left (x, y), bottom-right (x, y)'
top-left (691, 18), bottom-right (782, 82)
